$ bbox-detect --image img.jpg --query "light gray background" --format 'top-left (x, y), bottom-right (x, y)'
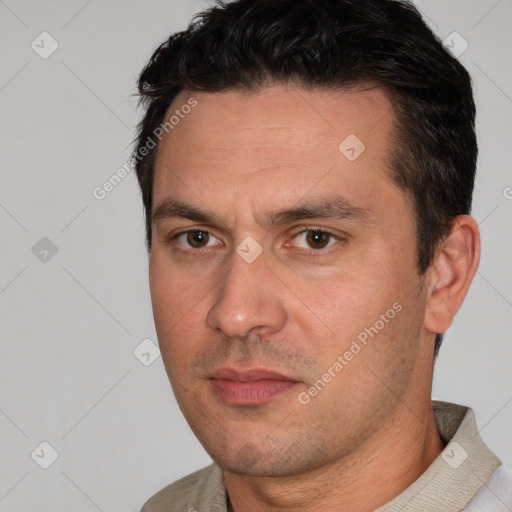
top-left (0, 1), bottom-right (510, 510)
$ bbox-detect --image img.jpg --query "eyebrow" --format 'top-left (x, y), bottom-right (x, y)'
top-left (151, 196), bottom-right (369, 227)
top-left (152, 199), bottom-right (211, 224)
top-left (268, 196), bottom-right (369, 225)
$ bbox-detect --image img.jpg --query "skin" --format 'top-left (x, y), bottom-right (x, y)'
top-left (149, 83), bottom-right (480, 511)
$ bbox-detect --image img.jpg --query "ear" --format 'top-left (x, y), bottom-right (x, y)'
top-left (423, 215), bottom-right (480, 334)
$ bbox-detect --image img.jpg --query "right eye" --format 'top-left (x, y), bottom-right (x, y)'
top-left (174, 230), bottom-right (222, 249)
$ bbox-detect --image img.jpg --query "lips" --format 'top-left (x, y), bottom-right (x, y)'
top-left (209, 368), bottom-right (300, 405)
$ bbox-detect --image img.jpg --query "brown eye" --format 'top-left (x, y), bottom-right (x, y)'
top-left (186, 230), bottom-right (210, 248)
top-left (305, 230), bottom-right (331, 249)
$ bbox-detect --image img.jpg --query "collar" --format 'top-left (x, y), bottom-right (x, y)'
top-left (376, 401), bottom-right (501, 511)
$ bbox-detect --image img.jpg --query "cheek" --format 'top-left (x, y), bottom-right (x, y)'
top-left (286, 273), bottom-right (382, 337)
top-left (149, 258), bottom-right (211, 367)
top-left (288, 265), bottom-right (420, 371)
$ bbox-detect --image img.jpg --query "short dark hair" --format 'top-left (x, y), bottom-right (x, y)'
top-left (133, 0), bottom-right (477, 358)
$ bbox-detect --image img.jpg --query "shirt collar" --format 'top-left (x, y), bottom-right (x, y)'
top-left (375, 401), bottom-right (501, 511)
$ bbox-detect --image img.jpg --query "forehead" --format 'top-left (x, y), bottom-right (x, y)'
top-left (152, 83), bottom-right (404, 221)
top-left (160, 83), bottom-right (395, 154)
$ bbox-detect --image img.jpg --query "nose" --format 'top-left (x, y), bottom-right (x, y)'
top-left (206, 248), bottom-right (287, 339)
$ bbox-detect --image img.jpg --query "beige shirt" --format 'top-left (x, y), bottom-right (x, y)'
top-left (141, 401), bottom-right (511, 511)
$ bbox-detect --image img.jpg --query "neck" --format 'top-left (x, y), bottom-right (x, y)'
top-left (225, 398), bottom-right (443, 512)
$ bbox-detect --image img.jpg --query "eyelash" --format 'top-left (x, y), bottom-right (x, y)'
top-left (166, 227), bottom-right (218, 248)
top-left (286, 227), bottom-right (345, 257)
top-left (166, 227), bottom-right (346, 255)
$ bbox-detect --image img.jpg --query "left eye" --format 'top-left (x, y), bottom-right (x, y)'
top-left (175, 230), bottom-right (221, 249)
top-left (292, 230), bottom-right (337, 250)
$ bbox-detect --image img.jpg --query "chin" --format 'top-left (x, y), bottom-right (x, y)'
top-left (210, 441), bottom-right (323, 478)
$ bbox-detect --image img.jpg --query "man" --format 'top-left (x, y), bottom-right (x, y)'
top-left (133, 0), bottom-right (512, 510)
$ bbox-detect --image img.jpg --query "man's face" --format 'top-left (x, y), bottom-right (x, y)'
top-left (149, 84), bottom-right (433, 476)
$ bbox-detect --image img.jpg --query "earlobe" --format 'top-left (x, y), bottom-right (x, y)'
top-left (424, 215), bottom-right (480, 334)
